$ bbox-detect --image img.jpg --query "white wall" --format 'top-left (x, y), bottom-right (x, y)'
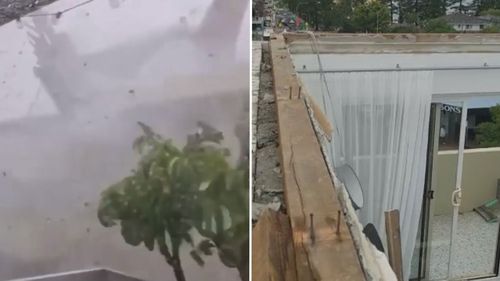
top-left (292, 53), bottom-right (500, 97)
top-left (0, 0), bottom-right (249, 280)
top-left (453, 23), bottom-right (483, 32)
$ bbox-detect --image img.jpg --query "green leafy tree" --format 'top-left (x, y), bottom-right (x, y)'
top-left (381, 0), bottom-right (397, 23)
top-left (191, 161), bottom-right (249, 280)
top-left (316, 0), bottom-right (338, 30)
top-left (421, 0), bottom-right (447, 20)
top-left (397, 0), bottom-right (447, 25)
top-left (481, 25), bottom-right (500, 32)
top-left (387, 23), bottom-right (423, 32)
top-left (422, 18), bottom-right (456, 32)
top-left (396, 0), bottom-right (444, 25)
top-left (98, 122), bottom-right (248, 281)
top-left (296, 0), bottom-right (323, 30)
top-left (477, 105), bottom-right (500, 147)
top-left (398, 0), bottom-right (418, 24)
top-left (403, 11), bottom-right (420, 24)
top-left (472, 0), bottom-right (500, 14)
top-left (281, 0), bottom-right (354, 31)
top-left (335, 0), bottom-right (359, 32)
top-left (447, 0), bottom-right (472, 14)
top-left (481, 8), bottom-right (500, 15)
top-left (352, 0), bottom-right (391, 32)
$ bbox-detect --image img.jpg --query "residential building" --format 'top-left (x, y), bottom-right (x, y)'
top-left (441, 13), bottom-right (493, 32)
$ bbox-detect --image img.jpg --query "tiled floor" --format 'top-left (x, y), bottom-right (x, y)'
top-left (411, 210), bottom-right (500, 280)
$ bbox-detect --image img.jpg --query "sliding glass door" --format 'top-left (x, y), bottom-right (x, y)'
top-left (448, 96), bottom-right (500, 280)
top-left (412, 96), bottom-right (500, 281)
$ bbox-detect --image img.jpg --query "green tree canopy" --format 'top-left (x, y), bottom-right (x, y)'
top-left (481, 8), bottom-right (500, 16)
top-left (447, 0), bottom-right (472, 14)
top-left (422, 18), bottom-right (456, 32)
top-left (477, 105), bottom-right (500, 147)
top-left (387, 23), bottom-right (423, 32)
top-left (281, 0), bottom-right (495, 31)
top-left (481, 25), bottom-right (500, 32)
top-left (422, 0), bottom-right (447, 19)
top-left (352, 0), bottom-right (391, 32)
top-left (98, 122), bottom-right (248, 281)
top-left (472, 0), bottom-right (500, 15)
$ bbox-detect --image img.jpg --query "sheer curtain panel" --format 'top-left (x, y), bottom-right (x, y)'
top-left (322, 71), bottom-right (433, 280)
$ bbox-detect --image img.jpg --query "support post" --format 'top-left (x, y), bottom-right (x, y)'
top-left (385, 209), bottom-right (404, 281)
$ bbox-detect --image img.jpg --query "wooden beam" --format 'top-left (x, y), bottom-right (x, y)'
top-left (270, 34), bottom-right (365, 281)
top-left (305, 93), bottom-right (333, 141)
top-left (252, 209), bottom-right (297, 281)
top-left (385, 209), bottom-right (404, 281)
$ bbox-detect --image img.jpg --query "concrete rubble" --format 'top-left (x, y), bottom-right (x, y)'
top-left (252, 41), bottom-right (284, 222)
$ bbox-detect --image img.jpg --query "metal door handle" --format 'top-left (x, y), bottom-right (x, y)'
top-left (452, 188), bottom-right (462, 207)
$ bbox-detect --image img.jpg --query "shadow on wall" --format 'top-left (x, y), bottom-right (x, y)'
top-left (22, 0), bottom-right (248, 117)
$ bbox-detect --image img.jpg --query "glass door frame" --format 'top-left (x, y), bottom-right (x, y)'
top-left (416, 94), bottom-right (500, 281)
top-left (414, 103), bottom-right (441, 281)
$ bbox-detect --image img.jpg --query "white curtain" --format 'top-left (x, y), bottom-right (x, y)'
top-left (320, 71), bottom-right (433, 280)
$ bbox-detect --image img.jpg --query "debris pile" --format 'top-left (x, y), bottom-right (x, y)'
top-left (252, 41), bottom-right (284, 222)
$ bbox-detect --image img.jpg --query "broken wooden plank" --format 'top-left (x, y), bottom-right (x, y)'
top-left (305, 93), bottom-right (333, 141)
top-left (252, 209), bottom-right (297, 281)
top-left (385, 209), bottom-right (404, 281)
top-left (270, 34), bottom-right (365, 281)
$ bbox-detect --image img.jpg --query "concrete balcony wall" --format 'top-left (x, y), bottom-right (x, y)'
top-left (294, 53), bottom-right (500, 98)
top-left (433, 148), bottom-right (500, 215)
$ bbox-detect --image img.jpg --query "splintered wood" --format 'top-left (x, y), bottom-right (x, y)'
top-left (305, 93), bottom-right (333, 141)
top-left (252, 209), bottom-right (298, 281)
top-left (266, 34), bottom-right (365, 281)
